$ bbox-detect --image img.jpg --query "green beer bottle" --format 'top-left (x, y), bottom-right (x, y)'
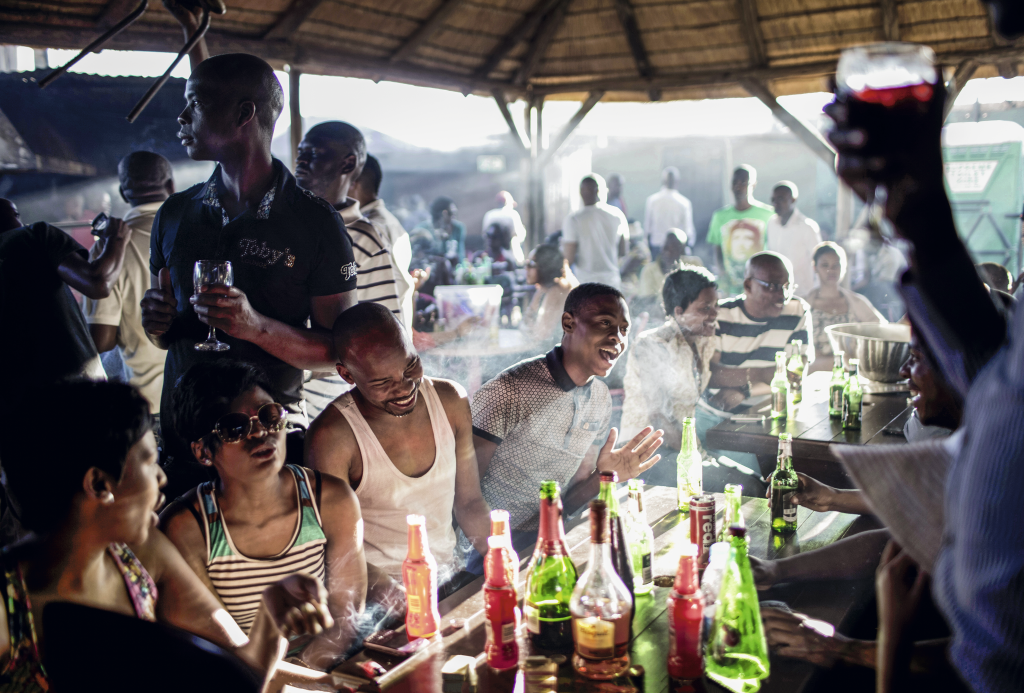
top-left (706, 526), bottom-right (771, 693)
top-left (718, 483), bottom-right (744, 542)
top-left (842, 358), bottom-right (863, 430)
top-left (677, 417), bottom-right (703, 510)
top-left (523, 481), bottom-right (578, 650)
top-left (770, 433), bottom-right (798, 533)
top-left (786, 339), bottom-right (805, 404)
top-left (598, 472), bottom-right (635, 629)
top-left (769, 352), bottom-right (788, 420)
top-left (828, 351), bottom-right (846, 419)
top-left (626, 480), bottom-right (655, 595)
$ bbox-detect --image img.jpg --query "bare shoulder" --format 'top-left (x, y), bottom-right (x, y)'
top-left (317, 472), bottom-right (360, 516)
top-left (430, 377), bottom-right (469, 408)
top-left (306, 402), bottom-right (357, 464)
top-left (130, 525), bottom-right (194, 584)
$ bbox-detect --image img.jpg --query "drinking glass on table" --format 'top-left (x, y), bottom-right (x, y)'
top-left (193, 260), bottom-right (233, 352)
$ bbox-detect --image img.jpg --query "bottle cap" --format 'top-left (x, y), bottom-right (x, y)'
top-left (778, 433), bottom-right (792, 442)
top-left (490, 509), bottom-right (510, 536)
top-left (727, 525), bottom-right (747, 539)
top-left (599, 470), bottom-right (618, 483)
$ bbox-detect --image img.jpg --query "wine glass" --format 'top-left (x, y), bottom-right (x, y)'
top-left (193, 260), bottom-right (233, 352)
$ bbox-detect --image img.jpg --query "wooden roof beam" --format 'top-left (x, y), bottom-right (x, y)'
top-left (944, 59), bottom-right (979, 120)
top-left (390, 0), bottom-right (465, 65)
top-left (474, 0), bottom-right (563, 80)
top-left (263, 0), bottom-right (327, 41)
top-left (740, 77), bottom-right (834, 167)
top-left (879, 0), bottom-right (900, 42)
top-left (736, 0), bottom-right (767, 67)
top-left (614, 0), bottom-right (652, 79)
top-left (513, 0), bottom-right (570, 86)
top-left (540, 90), bottom-right (603, 165)
top-left (492, 88), bottom-right (529, 153)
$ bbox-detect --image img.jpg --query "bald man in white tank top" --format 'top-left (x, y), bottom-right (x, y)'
top-left (305, 303), bottom-right (491, 586)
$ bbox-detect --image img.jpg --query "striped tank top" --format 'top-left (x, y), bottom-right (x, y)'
top-left (197, 464), bottom-right (326, 633)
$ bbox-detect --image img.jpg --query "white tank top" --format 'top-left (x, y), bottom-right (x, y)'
top-left (331, 377), bottom-right (458, 579)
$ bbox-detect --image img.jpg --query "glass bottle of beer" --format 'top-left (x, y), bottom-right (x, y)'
top-left (484, 535), bottom-right (520, 671)
top-left (770, 352), bottom-right (788, 419)
top-left (706, 526), bottom-right (771, 692)
top-left (523, 481), bottom-right (578, 650)
top-left (598, 471), bottom-right (635, 629)
top-left (828, 351), bottom-right (846, 419)
top-left (570, 500), bottom-right (633, 680)
top-left (489, 509), bottom-right (520, 599)
top-left (786, 339), bottom-right (805, 404)
top-left (719, 483), bottom-right (744, 542)
top-left (626, 479), bottom-right (655, 595)
top-left (677, 417), bottom-right (703, 510)
top-left (842, 358), bottom-right (864, 430)
top-left (667, 543), bottom-right (705, 682)
top-left (402, 514), bottom-right (441, 639)
top-left (770, 433), bottom-right (799, 533)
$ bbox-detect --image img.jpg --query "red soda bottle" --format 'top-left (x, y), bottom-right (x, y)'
top-left (402, 514), bottom-right (440, 639)
top-left (484, 535), bottom-right (520, 670)
top-left (667, 543), bottom-right (705, 681)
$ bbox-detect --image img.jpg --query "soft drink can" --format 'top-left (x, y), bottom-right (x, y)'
top-left (688, 495), bottom-right (716, 568)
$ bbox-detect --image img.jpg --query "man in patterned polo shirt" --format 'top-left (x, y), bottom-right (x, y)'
top-left (467, 283), bottom-right (664, 569)
top-left (140, 54), bottom-right (357, 492)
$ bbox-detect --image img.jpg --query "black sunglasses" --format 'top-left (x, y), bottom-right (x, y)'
top-left (202, 403), bottom-right (287, 444)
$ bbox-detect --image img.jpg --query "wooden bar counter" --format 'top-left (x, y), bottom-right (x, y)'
top-left (318, 485), bottom-right (880, 693)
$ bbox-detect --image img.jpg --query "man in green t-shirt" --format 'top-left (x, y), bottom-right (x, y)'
top-left (706, 165), bottom-right (774, 296)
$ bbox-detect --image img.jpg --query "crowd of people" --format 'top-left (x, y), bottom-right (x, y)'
top-left (1, 2), bottom-right (1023, 689)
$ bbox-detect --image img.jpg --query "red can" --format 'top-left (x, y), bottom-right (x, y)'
top-left (688, 495), bottom-right (716, 568)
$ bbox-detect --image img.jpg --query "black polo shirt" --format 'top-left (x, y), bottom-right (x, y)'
top-left (150, 159), bottom-right (356, 420)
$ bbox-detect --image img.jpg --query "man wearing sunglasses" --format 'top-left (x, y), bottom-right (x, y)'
top-left (305, 303), bottom-right (492, 592)
top-left (707, 251), bottom-right (813, 415)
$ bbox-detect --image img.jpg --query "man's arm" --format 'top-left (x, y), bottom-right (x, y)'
top-left (192, 288), bottom-right (355, 371)
top-left (304, 405), bottom-right (357, 484)
top-left (618, 235), bottom-right (627, 257)
top-left (750, 528), bottom-right (890, 589)
top-left (162, 0), bottom-right (210, 70)
top-left (437, 380), bottom-right (491, 558)
top-left (141, 269), bottom-right (176, 350)
top-left (57, 219), bottom-right (131, 300)
top-left (473, 435), bottom-right (499, 481)
top-left (707, 351), bottom-right (774, 388)
top-left (563, 241), bottom-right (578, 267)
top-left (89, 324), bottom-right (118, 353)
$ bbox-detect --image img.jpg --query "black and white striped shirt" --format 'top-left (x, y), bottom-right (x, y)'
top-left (715, 295), bottom-right (813, 369)
top-left (338, 200), bottom-right (401, 316)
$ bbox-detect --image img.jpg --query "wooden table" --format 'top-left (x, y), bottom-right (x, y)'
top-left (706, 371), bottom-right (912, 487)
top-left (329, 485), bottom-right (879, 693)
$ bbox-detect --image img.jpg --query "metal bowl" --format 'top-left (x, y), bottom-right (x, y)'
top-left (824, 323), bottom-right (911, 383)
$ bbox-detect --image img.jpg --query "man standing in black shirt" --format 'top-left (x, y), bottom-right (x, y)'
top-left (0, 198), bottom-right (131, 394)
top-left (140, 54), bottom-right (357, 472)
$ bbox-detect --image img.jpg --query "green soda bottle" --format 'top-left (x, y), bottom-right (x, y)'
top-left (786, 340), bottom-right (805, 404)
top-left (828, 351), bottom-right (846, 419)
top-left (523, 481), bottom-right (578, 650)
top-left (842, 359), bottom-right (863, 430)
top-left (677, 417), bottom-right (703, 510)
top-left (769, 352), bottom-right (788, 420)
top-left (706, 526), bottom-right (771, 692)
top-left (626, 480), bottom-right (655, 595)
top-left (718, 483), bottom-right (744, 542)
top-left (770, 433), bottom-right (798, 533)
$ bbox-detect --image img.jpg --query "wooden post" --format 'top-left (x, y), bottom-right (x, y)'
top-left (289, 68), bottom-right (302, 170)
top-left (532, 97), bottom-right (545, 248)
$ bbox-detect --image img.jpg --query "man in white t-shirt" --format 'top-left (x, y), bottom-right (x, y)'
top-left (562, 174), bottom-right (629, 288)
top-left (766, 181), bottom-right (821, 298)
top-left (481, 191), bottom-right (527, 265)
top-left (644, 166), bottom-right (695, 257)
top-left (84, 151), bottom-right (172, 415)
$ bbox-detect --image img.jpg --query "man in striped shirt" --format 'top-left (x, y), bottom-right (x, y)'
top-left (295, 122), bottom-right (401, 316)
top-left (709, 251), bottom-right (813, 413)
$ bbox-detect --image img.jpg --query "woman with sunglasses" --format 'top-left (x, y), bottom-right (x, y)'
top-left (806, 242), bottom-right (886, 373)
top-left (0, 380), bottom-right (334, 691)
top-left (161, 360), bottom-right (366, 672)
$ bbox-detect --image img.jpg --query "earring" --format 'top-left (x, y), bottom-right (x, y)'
top-left (99, 491), bottom-right (115, 505)
top-left (202, 458), bottom-right (212, 466)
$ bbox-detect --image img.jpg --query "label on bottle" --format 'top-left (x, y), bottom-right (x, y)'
top-left (830, 385), bottom-right (844, 412)
top-left (407, 594), bottom-right (422, 613)
top-left (524, 603), bottom-right (540, 634)
top-left (642, 553), bottom-right (653, 583)
top-left (573, 616), bottom-right (615, 659)
top-left (782, 492), bottom-right (797, 522)
top-left (502, 621), bottom-right (516, 643)
top-left (771, 387), bottom-right (787, 416)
